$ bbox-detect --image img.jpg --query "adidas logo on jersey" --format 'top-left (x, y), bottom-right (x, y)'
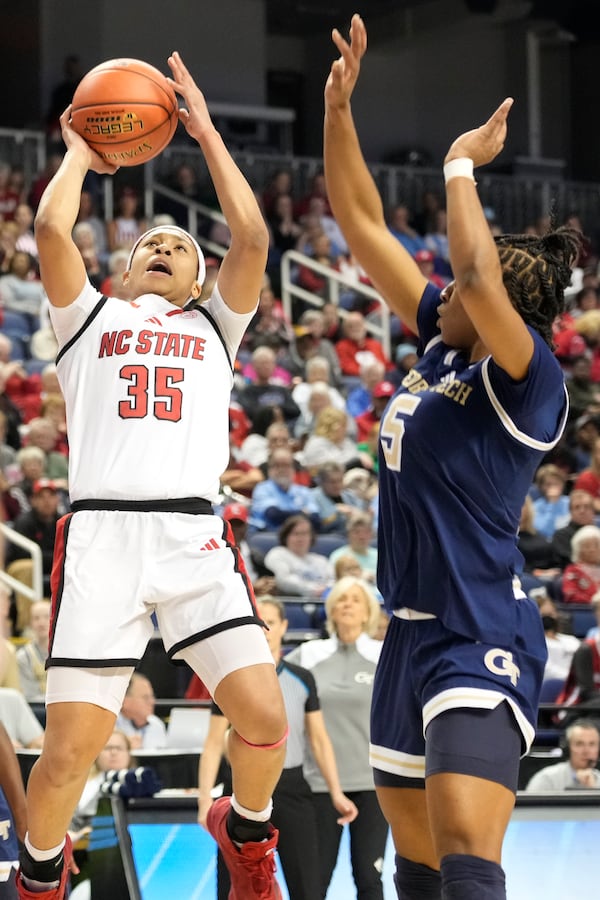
top-left (199, 538), bottom-right (220, 552)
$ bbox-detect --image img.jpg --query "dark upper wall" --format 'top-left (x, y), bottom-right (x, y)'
top-left (2, 0), bottom-right (600, 180)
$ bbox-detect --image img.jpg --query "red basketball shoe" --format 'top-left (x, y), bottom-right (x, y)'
top-left (16, 834), bottom-right (73, 900)
top-left (206, 797), bottom-right (282, 900)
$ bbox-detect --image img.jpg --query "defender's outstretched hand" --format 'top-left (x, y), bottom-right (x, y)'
top-left (325, 13), bottom-right (367, 110)
top-left (445, 97), bottom-right (514, 169)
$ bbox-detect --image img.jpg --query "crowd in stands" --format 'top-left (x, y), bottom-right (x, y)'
top-left (3, 151), bottom-right (600, 798)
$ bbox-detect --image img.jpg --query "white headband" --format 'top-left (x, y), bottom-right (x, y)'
top-left (126, 225), bottom-right (206, 286)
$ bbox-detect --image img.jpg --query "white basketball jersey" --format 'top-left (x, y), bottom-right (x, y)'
top-left (50, 280), bottom-right (255, 503)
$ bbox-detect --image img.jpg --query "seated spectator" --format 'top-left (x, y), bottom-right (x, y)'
top-left (0, 221), bottom-right (20, 276)
top-left (570, 414), bottom-right (600, 473)
top-left (236, 406), bottom-right (284, 469)
top-left (328, 510), bottom-right (378, 587)
top-left (562, 525), bottom-right (600, 604)
top-left (551, 489), bottom-right (597, 570)
top-left (413, 248), bottom-right (449, 289)
top-left (355, 380), bottom-right (396, 443)
top-left (0, 250), bottom-right (46, 332)
top-left (69, 728), bottom-right (161, 897)
top-left (99, 248), bottom-right (132, 301)
top-left (16, 599), bottom-right (51, 702)
top-left (311, 462), bottom-right (363, 535)
top-left (249, 447), bottom-right (320, 532)
top-left (387, 203), bottom-right (427, 256)
top-left (532, 464), bottom-right (570, 539)
top-left (518, 495), bottom-right (561, 580)
top-left (278, 325), bottom-right (321, 383)
top-left (72, 222), bottom-right (106, 290)
top-left (264, 514), bottom-right (334, 598)
top-left (356, 421), bottom-right (381, 475)
top-left (40, 393), bottom-right (68, 457)
top-left (267, 191), bottom-right (302, 257)
top-left (0, 687), bottom-right (44, 748)
top-left (5, 478), bottom-right (61, 631)
top-left (0, 584), bottom-right (20, 690)
top-left (294, 381), bottom-right (352, 447)
top-left (334, 311), bottom-right (392, 378)
top-left (236, 348), bottom-right (300, 430)
top-left (298, 309), bottom-right (343, 385)
top-left (156, 161), bottom-right (208, 228)
top-left (525, 719), bottom-right (600, 791)
top-left (7, 446), bottom-right (46, 516)
top-left (346, 358), bottom-right (387, 419)
top-left (0, 161), bottom-right (21, 222)
top-left (586, 591), bottom-right (600, 639)
top-left (573, 435), bottom-right (600, 514)
top-left (321, 301), bottom-right (343, 344)
top-left (291, 356), bottom-right (346, 419)
top-left (220, 445), bottom-right (264, 499)
top-left (533, 591), bottom-right (580, 683)
top-left (24, 416), bottom-right (69, 486)
top-left (424, 207), bottom-right (452, 278)
top-left (566, 356), bottom-right (600, 423)
top-left (296, 231), bottom-right (338, 301)
top-left (244, 283), bottom-right (294, 352)
top-left (302, 407), bottom-right (369, 477)
top-left (0, 409), bottom-right (17, 481)
top-left (392, 343), bottom-right (419, 385)
top-left (222, 502), bottom-right (276, 596)
top-left (294, 170), bottom-right (333, 220)
top-left (13, 203), bottom-right (38, 259)
top-left (262, 168), bottom-right (295, 219)
top-left (241, 343), bottom-right (292, 388)
top-left (342, 467), bottom-right (379, 514)
top-left (75, 189), bottom-right (108, 264)
top-left (106, 186), bottom-right (147, 253)
top-left (255, 422), bottom-right (310, 487)
top-left (115, 672), bottom-right (167, 750)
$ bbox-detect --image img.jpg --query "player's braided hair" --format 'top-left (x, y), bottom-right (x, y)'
top-left (493, 225), bottom-right (582, 346)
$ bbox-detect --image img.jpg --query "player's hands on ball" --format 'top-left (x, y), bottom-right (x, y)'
top-left (60, 107), bottom-right (119, 175)
top-left (167, 51), bottom-right (212, 141)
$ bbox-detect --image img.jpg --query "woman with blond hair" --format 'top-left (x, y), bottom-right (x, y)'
top-left (302, 406), bottom-right (371, 475)
top-left (287, 576), bottom-right (388, 899)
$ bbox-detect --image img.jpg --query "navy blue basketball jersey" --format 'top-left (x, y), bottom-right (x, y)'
top-left (377, 283), bottom-right (568, 645)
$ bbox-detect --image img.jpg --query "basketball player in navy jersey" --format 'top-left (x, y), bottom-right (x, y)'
top-left (323, 15), bottom-right (581, 900)
top-left (17, 53), bottom-right (286, 900)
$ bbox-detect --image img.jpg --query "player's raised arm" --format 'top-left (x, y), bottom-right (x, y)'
top-left (35, 108), bottom-right (118, 307)
top-left (324, 14), bottom-right (426, 335)
top-left (167, 51), bottom-right (269, 314)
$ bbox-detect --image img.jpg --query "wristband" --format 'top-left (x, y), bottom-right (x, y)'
top-left (443, 158), bottom-right (475, 184)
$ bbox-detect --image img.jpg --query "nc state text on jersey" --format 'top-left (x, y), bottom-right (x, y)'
top-left (99, 329), bottom-right (206, 359)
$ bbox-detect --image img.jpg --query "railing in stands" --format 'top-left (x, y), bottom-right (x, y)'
top-left (0, 522), bottom-right (43, 604)
top-left (279, 248), bottom-right (391, 359)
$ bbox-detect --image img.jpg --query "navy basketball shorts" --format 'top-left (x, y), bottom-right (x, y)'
top-left (369, 600), bottom-right (546, 786)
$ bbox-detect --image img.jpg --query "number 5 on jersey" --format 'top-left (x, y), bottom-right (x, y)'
top-left (380, 394), bottom-right (421, 472)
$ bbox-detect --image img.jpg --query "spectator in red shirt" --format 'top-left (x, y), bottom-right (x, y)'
top-left (335, 311), bottom-right (392, 377)
top-left (562, 525), bottom-right (600, 604)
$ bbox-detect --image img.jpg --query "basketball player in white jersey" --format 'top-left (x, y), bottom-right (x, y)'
top-left (17, 52), bottom-right (286, 900)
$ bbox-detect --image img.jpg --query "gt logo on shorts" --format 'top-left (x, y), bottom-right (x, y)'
top-left (483, 648), bottom-right (520, 686)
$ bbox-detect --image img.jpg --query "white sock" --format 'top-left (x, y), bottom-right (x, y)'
top-left (230, 793), bottom-right (273, 822)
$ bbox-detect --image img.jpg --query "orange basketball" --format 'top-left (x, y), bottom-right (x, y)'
top-left (70, 58), bottom-right (179, 167)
